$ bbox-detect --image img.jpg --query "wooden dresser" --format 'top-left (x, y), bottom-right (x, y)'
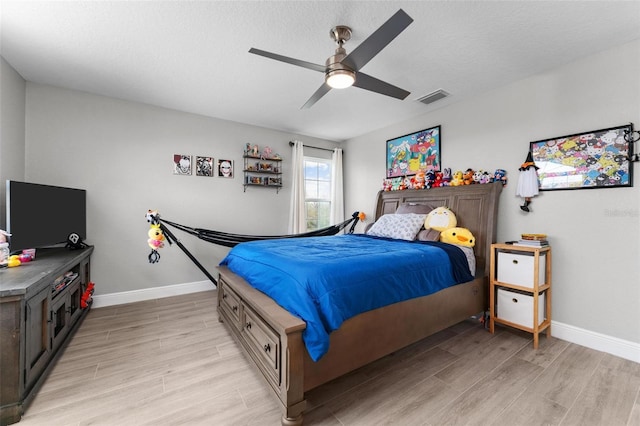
top-left (0, 247), bottom-right (93, 425)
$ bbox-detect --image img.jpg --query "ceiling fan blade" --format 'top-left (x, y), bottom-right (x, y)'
top-left (249, 48), bottom-right (326, 73)
top-left (342, 9), bottom-right (413, 72)
top-left (301, 83), bottom-right (332, 109)
top-left (353, 72), bottom-right (410, 100)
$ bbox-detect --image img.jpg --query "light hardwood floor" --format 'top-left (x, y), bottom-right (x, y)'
top-left (17, 290), bottom-right (640, 426)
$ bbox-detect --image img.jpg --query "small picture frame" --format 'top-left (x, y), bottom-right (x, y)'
top-left (173, 154), bottom-right (192, 175)
top-left (530, 123), bottom-right (634, 190)
top-left (217, 159), bottom-right (234, 178)
top-left (196, 156), bottom-right (214, 177)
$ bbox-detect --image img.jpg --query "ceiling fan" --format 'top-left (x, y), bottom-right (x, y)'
top-left (249, 9), bottom-right (413, 109)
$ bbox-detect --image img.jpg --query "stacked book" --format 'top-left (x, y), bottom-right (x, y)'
top-left (52, 271), bottom-right (79, 293)
top-left (515, 233), bottom-right (549, 247)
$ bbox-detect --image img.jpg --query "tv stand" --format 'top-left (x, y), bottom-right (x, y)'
top-left (0, 247), bottom-right (93, 425)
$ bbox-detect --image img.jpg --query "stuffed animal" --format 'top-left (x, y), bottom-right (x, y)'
top-left (442, 168), bottom-right (452, 186)
top-left (398, 176), bottom-right (410, 191)
top-left (463, 168), bottom-right (475, 185)
top-left (146, 210), bottom-right (166, 264)
top-left (424, 206), bottom-right (457, 231)
top-left (81, 282), bottom-right (95, 309)
top-left (7, 255), bottom-right (21, 267)
top-left (494, 169), bottom-right (508, 186)
top-left (413, 170), bottom-right (426, 190)
top-left (433, 171), bottom-right (443, 187)
top-left (391, 177), bottom-right (402, 191)
top-left (440, 227), bottom-right (476, 247)
top-left (450, 170), bottom-right (464, 186)
top-left (473, 170), bottom-right (484, 184)
top-left (148, 224), bottom-right (165, 250)
top-left (424, 170), bottom-right (436, 189)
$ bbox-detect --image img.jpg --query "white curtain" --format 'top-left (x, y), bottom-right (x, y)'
top-left (288, 141), bottom-right (306, 234)
top-left (330, 148), bottom-right (344, 225)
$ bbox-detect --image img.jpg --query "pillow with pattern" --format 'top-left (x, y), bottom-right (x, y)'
top-left (366, 213), bottom-right (427, 241)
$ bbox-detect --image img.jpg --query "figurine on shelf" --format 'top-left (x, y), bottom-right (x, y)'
top-left (251, 144), bottom-right (259, 157)
top-left (261, 146), bottom-right (273, 159)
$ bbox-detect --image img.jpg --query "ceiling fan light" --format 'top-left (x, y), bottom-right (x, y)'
top-left (326, 69), bottom-right (355, 89)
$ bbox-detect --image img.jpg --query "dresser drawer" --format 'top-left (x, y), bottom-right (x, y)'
top-left (219, 280), bottom-right (242, 329)
top-left (242, 304), bottom-right (280, 386)
top-left (497, 251), bottom-right (546, 289)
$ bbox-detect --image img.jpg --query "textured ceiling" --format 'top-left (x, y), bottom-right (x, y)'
top-left (2, 1), bottom-right (639, 142)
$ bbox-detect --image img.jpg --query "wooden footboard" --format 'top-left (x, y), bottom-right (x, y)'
top-left (302, 275), bottom-right (486, 391)
top-left (218, 267), bottom-right (486, 425)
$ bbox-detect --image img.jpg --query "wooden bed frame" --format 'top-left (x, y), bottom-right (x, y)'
top-left (217, 182), bottom-right (502, 425)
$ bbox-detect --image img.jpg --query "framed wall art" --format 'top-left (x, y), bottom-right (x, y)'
top-left (386, 125), bottom-right (440, 178)
top-left (173, 154), bottom-right (192, 175)
top-left (196, 156), bottom-right (214, 177)
top-left (530, 123), bottom-right (634, 190)
top-left (217, 159), bottom-right (234, 178)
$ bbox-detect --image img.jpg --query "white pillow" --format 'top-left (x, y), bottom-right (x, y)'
top-left (367, 213), bottom-right (426, 241)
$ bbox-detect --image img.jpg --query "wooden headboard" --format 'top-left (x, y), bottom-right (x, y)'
top-left (373, 182), bottom-right (503, 277)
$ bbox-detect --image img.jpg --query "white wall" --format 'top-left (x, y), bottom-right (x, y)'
top-left (344, 40), bottom-right (640, 350)
top-left (0, 57), bottom-right (26, 227)
top-left (23, 84), bottom-right (338, 296)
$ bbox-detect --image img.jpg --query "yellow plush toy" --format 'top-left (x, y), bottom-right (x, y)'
top-left (450, 170), bottom-right (465, 186)
top-left (424, 206), bottom-right (457, 231)
top-left (440, 227), bottom-right (476, 247)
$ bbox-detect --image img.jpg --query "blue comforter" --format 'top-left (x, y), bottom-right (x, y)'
top-left (219, 234), bottom-right (473, 361)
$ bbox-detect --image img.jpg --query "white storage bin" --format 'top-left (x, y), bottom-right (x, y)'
top-left (497, 251), bottom-right (546, 289)
top-left (497, 288), bottom-right (545, 328)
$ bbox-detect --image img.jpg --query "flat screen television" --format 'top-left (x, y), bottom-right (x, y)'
top-left (6, 180), bottom-right (87, 253)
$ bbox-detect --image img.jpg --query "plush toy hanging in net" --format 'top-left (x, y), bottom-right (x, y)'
top-left (146, 210), bottom-right (171, 263)
top-left (516, 152), bottom-right (540, 212)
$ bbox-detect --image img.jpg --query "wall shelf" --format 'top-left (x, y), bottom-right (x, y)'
top-left (243, 154), bottom-right (283, 193)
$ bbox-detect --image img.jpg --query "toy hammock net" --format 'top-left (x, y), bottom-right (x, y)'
top-left (159, 211), bottom-right (362, 248)
top-left (146, 211), bottom-right (363, 284)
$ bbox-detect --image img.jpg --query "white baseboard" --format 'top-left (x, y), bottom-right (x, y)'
top-left (552, 320), bottom-right (640, 364)
top-left (91, 280), bottom-right (216, 308)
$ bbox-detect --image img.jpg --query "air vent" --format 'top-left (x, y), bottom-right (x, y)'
top-left (416, 89), bottom-right (450, 105)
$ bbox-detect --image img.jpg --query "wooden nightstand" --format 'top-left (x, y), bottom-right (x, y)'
top-left (489, 243), bottom-right (552, 348)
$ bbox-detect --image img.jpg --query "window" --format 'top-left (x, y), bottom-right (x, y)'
top-left (304, 157), bottom-right (332, 231)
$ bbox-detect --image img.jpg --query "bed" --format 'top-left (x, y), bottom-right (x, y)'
top-left (217, 182), bottom-right (502, 425)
